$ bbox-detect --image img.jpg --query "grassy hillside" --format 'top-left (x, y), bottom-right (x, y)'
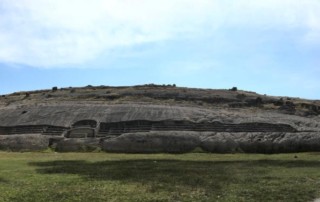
top-left (1, 152), bottom-right (320, 201)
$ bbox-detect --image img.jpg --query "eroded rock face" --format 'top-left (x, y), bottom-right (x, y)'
top-left (100, 131), bottom-right (320, 154)
top-left (1, 131), bottom-right (320, 153)
top-left (200, 132), bottom-right (320, 154)
top-left (0, 104), bottom-right (319, 132)
top-left (102, 132), bottom-right (200, 153)
top-left (0, 134), bottom-right (49, 151)
top-left (200, 133), bottom-right (240, 153)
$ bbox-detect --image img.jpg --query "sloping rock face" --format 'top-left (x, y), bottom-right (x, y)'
top-left (102, 132), bottom-right (200, 153)
top-left (0, 103), bottom-right (319, 132)
top-left (0, 134), bottom-right (49, 151)
top-left (0, 104), bottom-right (210, 127)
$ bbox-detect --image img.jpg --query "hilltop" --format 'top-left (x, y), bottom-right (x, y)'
top-left (1, 84), bottom-right (319, 115)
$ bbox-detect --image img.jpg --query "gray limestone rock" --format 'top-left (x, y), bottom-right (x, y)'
top-left (102, 132), bottom-right (200, 153)
top-left (200, 132), bottom-right (320, 154)
top-left (200, 133), bottom-right (240, 153)
top-left (0, 134), bottom-right (49, 151)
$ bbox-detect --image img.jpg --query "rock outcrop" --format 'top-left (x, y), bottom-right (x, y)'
top-left (0, 85), bottom-right (319, 153)
top-left (200, 133), bottom-right (240, 153)
top-left (200, 132), bottom-right (320, 153)
top-left (0, 134), bottom-right (49, 151)
top-left (102, 132), bottom-right (200, 153)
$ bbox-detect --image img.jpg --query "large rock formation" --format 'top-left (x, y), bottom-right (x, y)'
top-left (200, 132), bottom-right (320, 153)
top-left (102, 132), bottom-right (200, 153)
top-left (0, 134), bottom-right (49, 151)
top-left (200, 133), bottom-right (240, 153)
top-left (0, 84), bottom-right (319, 153)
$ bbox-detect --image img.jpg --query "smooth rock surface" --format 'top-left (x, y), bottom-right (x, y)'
top-left (200, 132), bottom-right (320, 153)
top-left (200, 133), bottom-right (240, 153)
top-left (102, 132), bottom-right (200, 153)
top-left (0, 134), bottom-right (49, 151)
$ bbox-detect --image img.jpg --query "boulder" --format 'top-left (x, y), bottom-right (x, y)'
top-left (275, 133), bottom-right (320, 153)
top-left (102, 132), bottom-right (200, 153)
top-left (0, 134), bottom-right (49, 151)
top-left (200, 133), bottom-right (240, 153)
top-left (235, 132), bottom-right (277, 153)
top-left (199, 132), bottom-right (320, 154)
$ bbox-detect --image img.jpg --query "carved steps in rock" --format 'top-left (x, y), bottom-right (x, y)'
top-left (97, 120), bottom-right (297, 136)
top-left (42, 126), bottom-right (67, 136)
top-left (0, 125), bottom-right (68, 136)
top-left (1, 121), bottom-right (297, 137)
top-left (5, 126), bottom-right (44, 134)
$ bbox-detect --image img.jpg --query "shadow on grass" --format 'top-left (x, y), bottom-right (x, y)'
top-left (30, 159), bottom-right (231, 193)
top-left (0, 177), bottom-right (8, 184)
top-left (30, 159), bottom-right (320, 194)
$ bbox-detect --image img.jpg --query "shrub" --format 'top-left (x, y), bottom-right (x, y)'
top-left (52, 86), bottom-right (58, 92)
top-left (230, 87), bottom-right (237, 91)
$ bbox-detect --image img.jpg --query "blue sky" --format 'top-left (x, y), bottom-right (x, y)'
top-left (0, 0), bottom-right (320, 99)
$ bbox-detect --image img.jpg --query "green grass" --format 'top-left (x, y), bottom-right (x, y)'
top-left (1, 152), bottom-right (320, 202)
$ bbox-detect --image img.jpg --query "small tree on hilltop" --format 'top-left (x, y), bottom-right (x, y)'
top-left (52, 86), bottom-right (58, 92)
top-left (230, 87), bottom-right (237, 91)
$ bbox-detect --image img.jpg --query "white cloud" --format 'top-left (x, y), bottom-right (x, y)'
top-left (0, 0), bottom-right (319, 67)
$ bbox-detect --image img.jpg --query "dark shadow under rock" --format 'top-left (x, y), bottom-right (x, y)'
top-left (55, 138), bottom-right (101, 152)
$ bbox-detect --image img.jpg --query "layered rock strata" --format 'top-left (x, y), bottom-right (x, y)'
top-left (1, 85), bottom-right (319, 153)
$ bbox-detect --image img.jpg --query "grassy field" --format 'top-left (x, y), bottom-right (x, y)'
top-left (1, 152), bottom-right (320, 202)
